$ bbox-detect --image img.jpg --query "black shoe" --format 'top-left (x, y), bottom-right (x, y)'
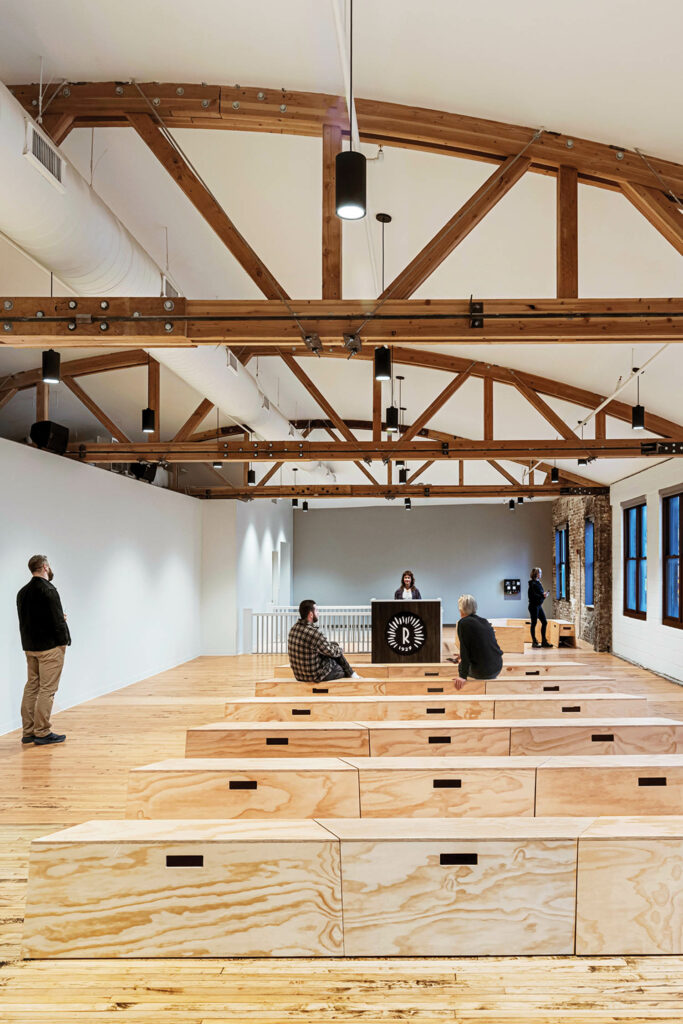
top-left (21, 734), bottom-right (35, 744)
top-left (541, 641), bottom-right (553, 648)
top-left (531, 641), bottom-right (541, 648)
top-left (33, 732), bottom-right (66, 746)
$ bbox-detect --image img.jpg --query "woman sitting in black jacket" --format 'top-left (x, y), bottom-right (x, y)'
top-left (394, 569), bottom-right (422, 600)
top-left (528, 567), bottom-right (552, 648)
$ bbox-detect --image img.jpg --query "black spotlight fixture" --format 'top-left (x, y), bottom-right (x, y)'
top-left (247, 467), bottom-right (256, 485)
top-left (41, 349), bottom-right (60, 384)
top-left (376, 212), bottom-right (392, 291)
top-left (551, 466), bottom-right (559, 483)
top-left (385, 405), bottom-right (399, 434)
top-left (399, 467), bottom-right (408, 483)
top-left (292, 498), bottom-right (299, 508)
top-left (508, 499), bottom-right (515, 511)
top-left (374, 345), bottom-right (391, 381)
top-left (141, 407), bottom-right (155, 434)
top-left (578, 457), bottom-right (588, 466)
top-left (212, 461), bottom-right (222, 469)
top-left (335, 0), bottom-right (366, 220)
top-left (302, 500), bottom-right (309, 511)
top-left (404, 497), bottom-right (412, 510)
top-left (631, 368), bottom-right (645, 430)
top-left (517, 496), bottom-right (524, 504)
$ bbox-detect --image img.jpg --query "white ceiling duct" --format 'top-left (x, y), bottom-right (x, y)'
top-left (0, 81), bottom-right (331, 478)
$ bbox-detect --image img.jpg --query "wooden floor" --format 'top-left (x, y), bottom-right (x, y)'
top-left (2, 648), bottom-right (683, 1022)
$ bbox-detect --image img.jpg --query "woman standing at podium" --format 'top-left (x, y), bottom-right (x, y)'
top-left (394, 570), bottom-right (422, 600)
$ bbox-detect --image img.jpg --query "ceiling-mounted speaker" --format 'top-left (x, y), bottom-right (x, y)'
top-left (129, 463), bottom-right (158, 483)
top-left (29, 420), bottom-right (69, 455)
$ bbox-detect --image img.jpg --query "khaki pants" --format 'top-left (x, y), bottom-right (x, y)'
top-left (21, 646), bottom-right (66, 739)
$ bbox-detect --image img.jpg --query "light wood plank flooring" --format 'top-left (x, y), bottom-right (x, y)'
top-left (1, 648), bottom-right (683, 1022)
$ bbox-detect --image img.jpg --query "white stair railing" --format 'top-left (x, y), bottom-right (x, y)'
top-left (248, 605), bottom-right (372, 654)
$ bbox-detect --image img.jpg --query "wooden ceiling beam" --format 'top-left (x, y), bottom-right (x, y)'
top-left (0, 387), bottom-right (18, 411)
top-left (41, 112), bottom-right (75, 146)
top-left (172, 398), bottom-right (215, 442)
top-left (191, 482), bottom-right (608, 500)
top-left (401, 364), bottom-right (475, 443)
top-left (35, 382), bottom-right (48, 421)
top-left (506, 370), bottom-right (580, 441)
top-left (62, 376), bottom-right (130, 443)
top-left (621, 182), bottom-right (683, 256)
top-left (322, 124), bottom-right (342, 299)
top-left (557, 165), bottom-right (579, 298)
top-left (407, 460), bottom-right (434, 484)
top-left (127, 112), bottom-right (288, 300)
top-left (11, 81), bottom-right (683, 193)
top-left (147, 357), bottom-right (160, 443)
top-left (487, 459), bottom-right (520, 486)
top-left (380, 155), bottom-right (531, 299)
top-left (280, 353), bottom-right (357, 442)
top-left (483, 376), bottom-right (493, 440)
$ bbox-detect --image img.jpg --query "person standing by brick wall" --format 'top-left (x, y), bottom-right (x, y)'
top-left (528, 567), bottom-right (552, 649)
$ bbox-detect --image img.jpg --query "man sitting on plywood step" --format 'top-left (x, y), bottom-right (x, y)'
top-left (288, 599), bottom-right (362, 683)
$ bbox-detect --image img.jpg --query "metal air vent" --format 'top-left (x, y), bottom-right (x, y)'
top-left (24, 122), bottom-right (64, 191)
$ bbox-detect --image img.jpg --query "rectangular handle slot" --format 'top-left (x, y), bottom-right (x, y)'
top-left (525, 670), bottom-right (540, 676)
top-left (592, 733), bottom-right (614, 742)
top-left (440, 853), bottom-right (477, 865)
top-left (562, 706), bottom-right (581, 713)
top-left (426, 707), bottom-right (446, 714)
top-left (425, 672), bottom-right (439, 676)
top-left (427, 687), bottom-right (444, 693)
top-left (266, 737), bottom-right (288, 745)
top-left (166, 855), bottom-right (203, 868)
top-left (291, 709), bottom-right (311, 716)
top-left (543, 685), bottom-right (559, 691)
top-left (433, 778), bottom-right (462, 788)
top-left (229, 780), bottom-right (257, 790)
top-left (428, 736), bottom-right (451, 744)
top-left (312, 687), bottom-right (329, 694)
top-left (638, 777), bottom-right (667, 786)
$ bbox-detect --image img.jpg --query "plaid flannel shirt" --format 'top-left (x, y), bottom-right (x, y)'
top-left (287, 619), bottom-right (342, 682)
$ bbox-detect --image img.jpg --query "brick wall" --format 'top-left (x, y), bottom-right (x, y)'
top-left (551, 494), bottom-right (612, 651)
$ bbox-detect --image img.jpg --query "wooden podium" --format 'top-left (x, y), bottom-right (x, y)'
top-left (371, 599), bottom-right (442, 664)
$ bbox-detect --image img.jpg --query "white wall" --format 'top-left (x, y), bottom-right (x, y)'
top-left (293, 502), bottom-right (553, 622)
top-left (200, 498), bottom-right (294, 655)
top-left (611, 460), bottom-right (683, 682)
top-left (0, 438), bottom-right (202, 735)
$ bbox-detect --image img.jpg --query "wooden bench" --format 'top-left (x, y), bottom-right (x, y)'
top-left (186, 721), bottom-right (370, 758)
top-left (222, 693), bottom-right (647, 722)
top-left (576, 817), bottom-right (683, 954)
top-left (487, 676), bottom-right (650, 695)
top-left (535, 754), bottom-right (683, 815)
top-left (272, 659), bottom-right (591, 680)
top-left (127, 758), bottom-right (360, 819)
top-left (320, 816), bottom-right (587, 955)
top-left (254, 677), bottom-right (487, 697)
top-left (547, 620), bottom-right (577, 648)
top-left (22, 819), bottom-right (343, 958)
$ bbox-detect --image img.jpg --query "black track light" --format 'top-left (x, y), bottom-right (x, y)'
top-left (399, 467), bottom-right (408, 483)
top-left (247, 468), bottom-right (256, 485)
top-left (551, 466), bottom-right (559, 483)
top-left (292, 498), bottom-right (299, 508)
top-left (141, 407), bottom-right (155, 434)
top-left (404, 497), bottom-right (412, 510)
top-left (517, 496), bottom-right (524, 504)
top-left (302, 500), bottom-right (309, 511)
top-left (212, 461), bottom-right (222, 470)
top-left (374, 345), bottom-right (391, 381)
top-left (632, 404), bottom-right (645, 430)
top-left (396, 460), bottom-right (405, 468)
top-left (41, 349), bottom-right (60, 384)
top-left (578, 457), bottom-right (588, 466)
top-left (385, 405), bottom-right (399, 433)
top-left (508, 499), bottom-right (515, 511)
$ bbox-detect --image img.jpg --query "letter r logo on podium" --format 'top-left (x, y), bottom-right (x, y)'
top-left (386, 613), bottom-right (427, 655)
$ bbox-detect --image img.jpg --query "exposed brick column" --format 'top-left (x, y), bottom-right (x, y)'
top-left (551, 494), bottom-right (612, 651)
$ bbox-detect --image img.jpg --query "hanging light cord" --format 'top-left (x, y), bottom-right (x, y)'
top-left (350, 126), bottom-right (545, 339)
top-left (634, 149), bottom-right (683, 208)
top-left (349, 0), bottom-right (354, 152)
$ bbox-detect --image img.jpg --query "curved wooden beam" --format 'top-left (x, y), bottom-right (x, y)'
top-left (10, 81), bottom-right (683, 195)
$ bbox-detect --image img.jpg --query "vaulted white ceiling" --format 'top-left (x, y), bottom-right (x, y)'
top-left (0, 0), bottom-right (681, 506)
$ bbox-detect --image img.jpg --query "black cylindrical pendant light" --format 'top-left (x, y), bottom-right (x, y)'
top-left (632, 404), bottom-right (645, 429)
top-left (399, 467), bottom-right (408, 483)
top-left (374, 345), bottom-right (391, 381)
top-left (404, 497), bottom-right (412, 510)
top-left (551, 466), bottom-right (559, 483)
top-left (141, 407), bottom-right (155, 434)
top-left (302, 500), bottom-right (309, 511)
top-left (385, 405), bottom-right (399, 433)
top-left (41, 349), bottom-right (60, 384)
top-left (292, 498), bottom-right (299, 507)
top-left (213, 461), bottom-right (222, 469)
top-left (336, 151), bottom-right (366, 220)
top-left (335, 0), bottom-right (366, 220)
top-left (517, 496), bottom-right (524, 504)
top-left (247, 467), bottom-right (256, 485)
top-left (508, 499), bottom-right (515, 511)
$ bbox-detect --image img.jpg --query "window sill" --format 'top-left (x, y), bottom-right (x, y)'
top-left (623, 609), bottom-right (647, 621)
top-left (585, 604), bottom-right (594, 610)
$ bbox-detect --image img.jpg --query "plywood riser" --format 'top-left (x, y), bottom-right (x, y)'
top-left (272, 661), bottom-right (590, 679)
top-left (256, 677), bottom-right (659, 697)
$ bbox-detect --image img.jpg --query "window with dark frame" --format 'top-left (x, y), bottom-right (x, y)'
top-left (623, 503), bottom-right (647, 619)
top-left (663, 492), bottom-right (682, 628)
top-left (555, 525), bottom-right (569, 600)
top-left (585, 520), bottom-right (594, 607)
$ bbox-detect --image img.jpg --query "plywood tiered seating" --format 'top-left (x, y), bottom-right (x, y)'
top-left (185, 717), bottom-right (683, 758)
top-left (255, 674), bottom-right (643, 697)
top-left (272, 659), bottom-right (592, 679)
top-left (222, 693), bottom-right (647, 722)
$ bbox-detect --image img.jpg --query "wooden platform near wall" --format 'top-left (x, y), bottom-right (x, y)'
top-left (3, 648), bottom-right (683, 1020)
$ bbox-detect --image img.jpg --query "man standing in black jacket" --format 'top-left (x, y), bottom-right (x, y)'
top-left (528, 567), bottom-right (553, 649)
top-left (16, 555), bottom-right (71, 746)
